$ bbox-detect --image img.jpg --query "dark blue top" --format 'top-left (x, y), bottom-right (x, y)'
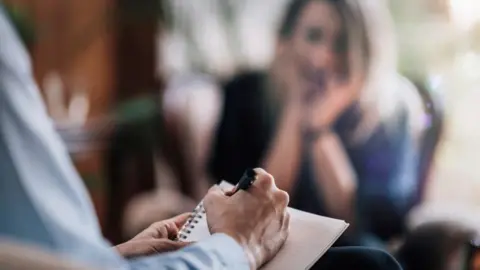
top-left (208, 72), bottom-right (420, 242)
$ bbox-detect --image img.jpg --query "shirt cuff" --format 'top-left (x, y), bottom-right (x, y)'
top-left (200, 233), bottom-right (250, 269)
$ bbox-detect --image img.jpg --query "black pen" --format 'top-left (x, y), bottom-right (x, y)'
top-left (230, 168), bottom-right (257, 194)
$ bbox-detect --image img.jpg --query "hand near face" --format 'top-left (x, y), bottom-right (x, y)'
top-left (305, 37), bottom-right (366, 130)
top-left (271, 47), bottom-right (306, 105)
top-left (115, 213), bottom-right (192, 258)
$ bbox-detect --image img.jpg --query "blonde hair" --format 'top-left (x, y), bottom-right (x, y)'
top-left (347, 0), bottom-right (422, 143)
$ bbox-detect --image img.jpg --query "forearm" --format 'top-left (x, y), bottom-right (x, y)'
top-left (311, 132), bottom-right (357, 223)
top-left (263, 103), bottom-right (303, 194)
top-left (127, 234), bottom-right (250, 270)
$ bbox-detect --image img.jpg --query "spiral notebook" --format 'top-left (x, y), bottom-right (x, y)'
top-left (177, 181), bottom-right (349, 269)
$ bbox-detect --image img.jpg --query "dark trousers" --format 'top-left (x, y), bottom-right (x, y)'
top-left (312, 247), bottom-right (402, 270)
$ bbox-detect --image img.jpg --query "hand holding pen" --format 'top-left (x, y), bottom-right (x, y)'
top-left (226, 168), bottom-right (258, 195)
top-left (203, 168), bottom-right (291, 269)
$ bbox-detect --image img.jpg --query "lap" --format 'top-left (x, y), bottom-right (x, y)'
top-left (312, 247), bottom-right (402, 270)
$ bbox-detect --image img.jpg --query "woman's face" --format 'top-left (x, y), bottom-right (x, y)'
top-left (278, 0), bottom-right (346, 95)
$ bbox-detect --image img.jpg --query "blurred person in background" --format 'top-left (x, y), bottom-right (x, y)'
top-left (205, 0), bottom-right (424, 247)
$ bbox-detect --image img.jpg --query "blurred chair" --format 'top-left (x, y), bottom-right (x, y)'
top-left (374, 76), bottom-right (445, 241)
top-left (0, 241), bottom-right (94, 270)
top-left (411, 78), bottom-right (444, 206)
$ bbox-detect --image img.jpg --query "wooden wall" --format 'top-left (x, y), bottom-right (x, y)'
top-left (4, 0), bottom-right (116, 117)
top-left (3, 0), bottom-right (161, 231)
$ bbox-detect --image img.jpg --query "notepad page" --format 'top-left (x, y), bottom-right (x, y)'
top-left (262, 208), bottom-right (348, 270)
top-left (181, 203), bottom-right (209, 242)
top-left (179, 182), bottom-right (349, 269)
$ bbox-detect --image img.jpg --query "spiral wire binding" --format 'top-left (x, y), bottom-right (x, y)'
top-left (177, 201), bottom-right (206, 241)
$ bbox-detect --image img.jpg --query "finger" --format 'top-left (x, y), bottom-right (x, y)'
top-left (273, 190), bottom-right (290, 211)
top-left (155, 223), bottom-right (169, 239)
top-left (252, 168), bottom-right (275, 191)
top-left (161, 213), bottom-right (192, 239)
top-left (145, 217), bottom-right (183, 240)
top-left (169, 213), bottom-right (192, 228)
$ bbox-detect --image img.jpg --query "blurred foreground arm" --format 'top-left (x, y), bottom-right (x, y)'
top-left (0, 241), bottom-right (95, 270)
